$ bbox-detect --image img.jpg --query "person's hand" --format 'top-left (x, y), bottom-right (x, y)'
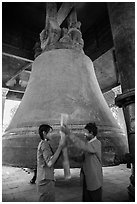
top-left (60, 125), bottom-right (70, 135)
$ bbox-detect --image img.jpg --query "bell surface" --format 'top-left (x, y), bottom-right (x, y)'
top-left (3, 49), bottom-right (128, 168)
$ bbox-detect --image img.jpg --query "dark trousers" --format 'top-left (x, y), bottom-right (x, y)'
top-left (37, 180), bottom-right (55, 202)
top-left (82, 175), bottom-right (102, 202)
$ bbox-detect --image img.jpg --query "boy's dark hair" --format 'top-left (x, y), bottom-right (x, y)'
top-left (39, 124), bottom-right (53, 140)
top-left (84, 122), bottom-right (98, 136)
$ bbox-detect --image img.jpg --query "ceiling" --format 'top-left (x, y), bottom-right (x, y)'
top-left (2, 2), bottom-right (118, 100)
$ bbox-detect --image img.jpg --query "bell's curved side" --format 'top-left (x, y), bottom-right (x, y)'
top-left (2, 49), bottom-right (128, 168)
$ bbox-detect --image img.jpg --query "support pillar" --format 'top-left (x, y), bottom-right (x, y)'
top-left (2, 88), bottom-right (9, 124)
top-left (107, 2), bottom-right (135, 201)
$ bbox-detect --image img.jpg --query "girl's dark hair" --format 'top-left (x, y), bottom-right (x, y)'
top-left (84, 122), bottom-right (98, 136)
top-left (39, 124), bottom-right (53, 140)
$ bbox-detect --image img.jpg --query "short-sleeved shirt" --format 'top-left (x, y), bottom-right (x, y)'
top-left (37, 139), bottom-right (54, 185)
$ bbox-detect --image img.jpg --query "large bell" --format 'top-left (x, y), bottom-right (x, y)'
top-left (2, 3), bottom-right (128, 168)
top-left (3, 48), bottom-right (128, 168)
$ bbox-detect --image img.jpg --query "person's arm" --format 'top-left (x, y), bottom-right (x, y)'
top-left (41, 137), bottom-right (66, 168)
top-left (69, 133), bottom-right (96, 153)
top-left (47, 145), bottom-right (62, 167)
top-left (61, 126), bottom-right (96, 153)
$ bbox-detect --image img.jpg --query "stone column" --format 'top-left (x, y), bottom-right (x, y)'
top-left (2, 88), bottom-right (9, 123)
top-left (112, 86), bottom-right (127, 135)
top-left (107, 2), bottom-right (135, 201)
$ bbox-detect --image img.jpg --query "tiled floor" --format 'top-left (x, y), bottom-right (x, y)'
top-left (2, 164), bottom-right (131, 202)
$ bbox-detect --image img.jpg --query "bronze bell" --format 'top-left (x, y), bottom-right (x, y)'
top-left (2, 4), bottom-right (128, 169)
top-left (3, 48), bottom-right (128, 169)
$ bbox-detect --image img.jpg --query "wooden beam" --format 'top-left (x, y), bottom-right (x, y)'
top-left (67, 6), bottom-right (77, 27)
top-left (3, 52), bottom-right (33, 63)
top-left (6, 63), bottom-right (32, 86)
top-left (45, 2), bottom-right (57, 28)
top-left (2, 43), bottom-right (34, 62)
top-left (57, 2), bottom-right (74, 26)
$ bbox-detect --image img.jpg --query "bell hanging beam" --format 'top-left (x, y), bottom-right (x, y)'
top-left (3, 2), bottom-right (128, 170)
